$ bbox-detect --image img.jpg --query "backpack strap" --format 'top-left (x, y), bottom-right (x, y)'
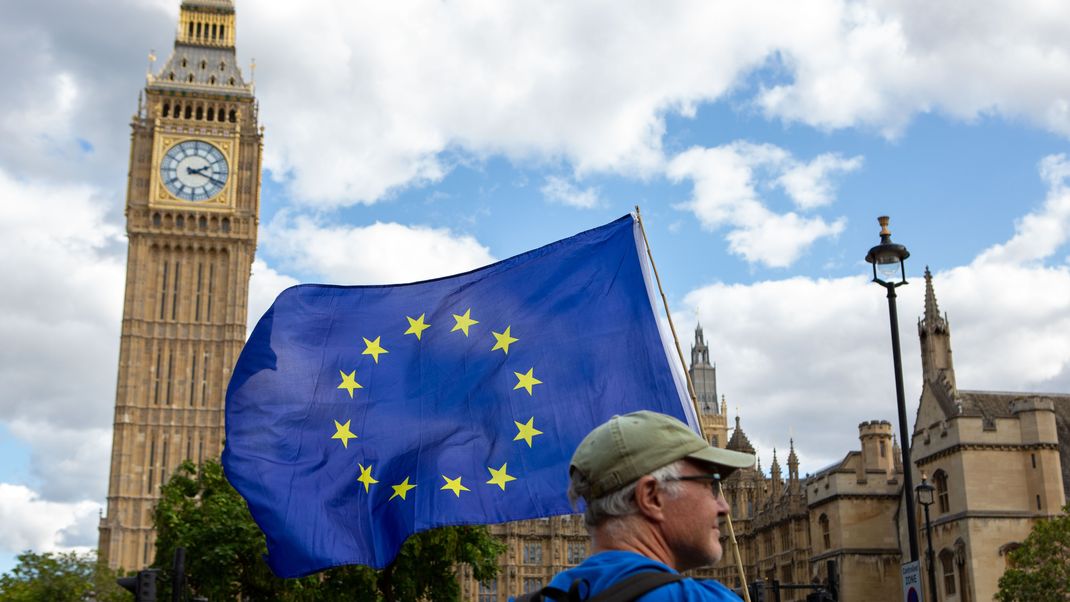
top-left (515, 585), bottom-right (570, 602)
top-left (588, 571), bottom-right (685, 602)
top-left (515, 571), bottom-right (683, 602)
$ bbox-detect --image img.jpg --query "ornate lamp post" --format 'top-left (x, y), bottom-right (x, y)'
top-left (916, 474), bottom-right (939, 602)
top-left (865, 216), bottom-right (920, 563)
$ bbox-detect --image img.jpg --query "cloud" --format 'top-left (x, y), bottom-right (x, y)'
top-left (0, 484), bottom-right (101, 555)
top-left (540, 176), bottom-right (602, 209)
top-left (4, 1), bottom-right (1070, 207)
top-left (0, 170), bottom-right (125, 429)
top-left (682, 154), bottom-right (1070, 475)
top-left (0, 170), bottom-right (125, 503)
top-left (247, 259), bottom-right (300, 331)
top-left (668, 142), bottom-right (853, 267)
top-left (756, 1), bottom-right (1070, 138)
top-left (262, 213), bottom-right (496, 284)
top-left (975, 154), bottom-right (1070, 266)
top-left (777, 153), bottom-right (864, 210)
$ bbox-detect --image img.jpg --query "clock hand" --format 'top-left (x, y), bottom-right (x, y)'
top-left (186, 165), bottom-right (210, 176)
top-left (206, 175), bottom-right (227, 187)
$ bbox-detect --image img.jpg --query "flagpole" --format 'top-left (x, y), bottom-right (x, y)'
top-left (633, 206), bottom-right (752, 602)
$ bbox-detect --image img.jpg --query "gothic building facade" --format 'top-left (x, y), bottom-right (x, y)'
top-left (903, 268), bottom-right (1069, 602)
top-left (98, 0), bottom-right (261, 571)
top-left (463, 273), bottom-right (1070, 600)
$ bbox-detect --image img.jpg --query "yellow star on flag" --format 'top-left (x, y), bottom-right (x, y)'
top-left (337, 370), bottom-right (363, 398)
top-left (486, 463), bottom-right (517, 490)
top-left (357, 463), bottom-right (378, 493)
top-left (513, 368), bottom-right (543, 395)
top-left (514, 417), bottom-right (544, 447)
top-left (491, 326), bottom-right (519, 354)
top-left (441, 475), bottom-right (471, 497)
top-left (451, 308), bottom-right (479, 337)
top-left (332, 419), bottom-right (357, 449)
top-left (390, 477), bottom-right (416, 501)
top-left (404, 314), bottom-right (431, 340)
top-left (362, 336), bottom-right (389, 363)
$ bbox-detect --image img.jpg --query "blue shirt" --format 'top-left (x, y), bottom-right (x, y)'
top-left (515, 550), bottom-right (742, 601)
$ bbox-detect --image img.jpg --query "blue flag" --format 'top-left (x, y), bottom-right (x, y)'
top-left (223, 214), bottom-right (696, 577)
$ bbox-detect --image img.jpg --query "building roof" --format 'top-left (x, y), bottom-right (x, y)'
top-left (182, 0), bottom-right (234, 11)
top-left (150, 43), bottom-right (252, 97)
top-left (727, 415), bottom-right (756, 455)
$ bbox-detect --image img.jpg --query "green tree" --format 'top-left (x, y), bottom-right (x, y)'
top-left (996, 503), bottom-right (1070, 602)
top-left (0, 550), bottom-right (127, 602)
top-left (153, 459), bottom-right (505, 601)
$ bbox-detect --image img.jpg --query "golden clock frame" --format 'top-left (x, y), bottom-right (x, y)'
top-left (149, 133), bottom-right (239, 211)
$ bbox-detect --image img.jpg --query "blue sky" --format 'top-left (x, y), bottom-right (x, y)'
top-left (2, 0), bottom-right (1070, 575)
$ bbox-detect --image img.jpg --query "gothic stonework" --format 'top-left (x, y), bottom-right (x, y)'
top-left (461, 278), bottom-right (1069, 601)
top-left (97, 0), bottom-right (261, 571)
top-left (904, 268), bottom-right (1069, 602)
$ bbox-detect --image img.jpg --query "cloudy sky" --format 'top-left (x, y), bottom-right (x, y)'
top-left (3, 0), bottom-right (1070, 573)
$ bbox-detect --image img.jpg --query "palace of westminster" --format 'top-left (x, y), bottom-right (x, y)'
top-left (99, 2), bottom-right (1070, 601)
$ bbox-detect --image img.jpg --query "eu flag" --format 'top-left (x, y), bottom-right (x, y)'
top-left (223, 214), bottom-right (697, 577)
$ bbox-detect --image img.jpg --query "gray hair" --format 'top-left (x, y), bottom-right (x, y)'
top-left (568, 460), bottom-right (686, 528)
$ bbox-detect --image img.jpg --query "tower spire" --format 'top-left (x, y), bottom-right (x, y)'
top-left (787, 438), bottom-right (800, 486)
top-left (923, 267), bottom-right (944, 330)
top-left (918, 267), bottom-right (956, 389)
top-left (688, 323), bottom-right (719, 415)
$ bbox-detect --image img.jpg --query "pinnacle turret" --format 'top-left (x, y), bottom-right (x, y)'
top-left (727, 415), bottom-right (756, 455)
top-left (918, 267), bottom-right (956, 389)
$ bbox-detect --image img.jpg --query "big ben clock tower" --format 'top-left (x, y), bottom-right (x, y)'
top-left (98, 0), bottom-right (261, 570)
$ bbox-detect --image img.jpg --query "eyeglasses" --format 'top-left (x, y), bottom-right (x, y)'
top-left (665, 473), bottom-right (723, 498)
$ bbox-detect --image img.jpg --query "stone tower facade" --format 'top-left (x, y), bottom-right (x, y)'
top-left (691, 324), bottom-right (728, 448)
top-left (98, 0), bottom-right (261, 571)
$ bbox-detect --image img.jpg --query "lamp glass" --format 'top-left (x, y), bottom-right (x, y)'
top-left (917, 482), bottom-right (935, 506)
top-left (876, 258), bottom-right (903, 282)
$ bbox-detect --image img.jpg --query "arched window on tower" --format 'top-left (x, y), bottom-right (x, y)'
top-left (185, 105), bottom-right (193, 119)
top-left (168, 72), bottom-right (175, 81)
top-left (228, 109), bottom-right (237, 123)
top-left (206, 107), bottom-right (214, 121)
top-left (819, 514), bottom-right (830, 550)
top-left (934, 470), bottom-right (949, 514)
top-left (162, 103), bottom-right (170, 118)
top-left (188, 22), bottom-right (194, 39)
top-left (187, 73), bottom-right (194, 83)
top-left (209, 75), bottom-right (216, 85)
top-left (200, 59), bottom-right (207, 70)
top-left (221, 218), bottom-right (231, 233)
top-left (195, 105), bottom-right (203, 120)
top-left (939, 549), bottom-right (956, 596)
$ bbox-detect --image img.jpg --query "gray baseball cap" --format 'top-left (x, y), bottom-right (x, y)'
top-left (570, 410), bottom-right (756, 499)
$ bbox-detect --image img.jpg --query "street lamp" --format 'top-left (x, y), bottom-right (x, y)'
top-left (916, 474), bottom-right (939, 602)
top-left (864, 216), bottom-right (920, 563)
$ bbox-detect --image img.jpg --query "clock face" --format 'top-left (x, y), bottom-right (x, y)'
top-left (160, 140), bottom-right (229, 201)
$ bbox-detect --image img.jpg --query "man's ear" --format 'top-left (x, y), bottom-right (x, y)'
top-left (633, 475), bottom-right (667, 522)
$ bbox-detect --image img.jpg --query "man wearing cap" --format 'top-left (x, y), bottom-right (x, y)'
top-left (528, 410), bottom-right (755, 601)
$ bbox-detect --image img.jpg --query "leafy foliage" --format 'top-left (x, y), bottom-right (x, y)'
top-left (996, 503), bottom-right (1070, 602)
top-left (0, 550), bottom-right (127, 602)
top-left (153, 459), bottom-right (505, 601)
